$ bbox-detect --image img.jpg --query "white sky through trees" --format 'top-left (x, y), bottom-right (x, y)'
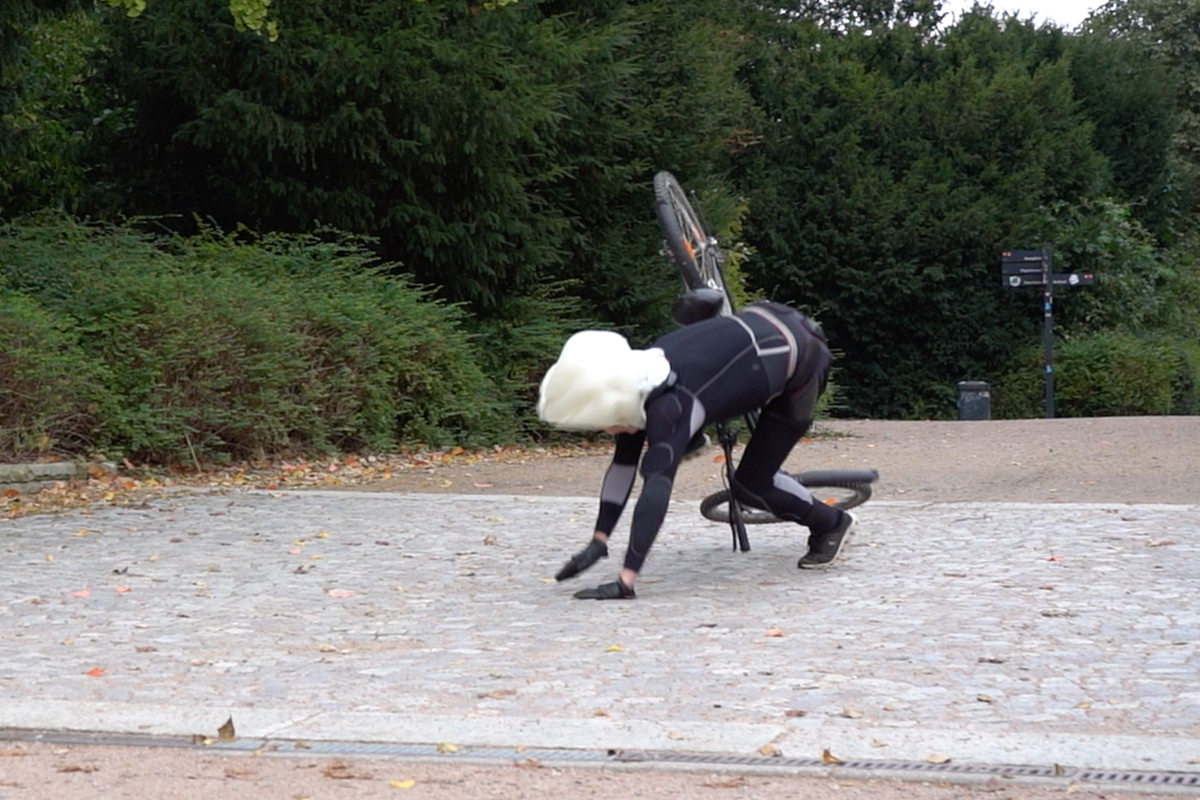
top-left (938, 0), bottom-right (1101, 29)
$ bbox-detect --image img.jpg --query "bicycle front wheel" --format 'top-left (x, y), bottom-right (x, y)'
top-left (699, 474), bottom-right (875, 524)
top-left (654, 171), bottom-right (733, 315)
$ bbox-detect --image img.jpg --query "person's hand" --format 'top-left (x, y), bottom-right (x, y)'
top-left (573, 578), bottom-right (636, 600)
top-left (555, 539), bottom-right (608, 581)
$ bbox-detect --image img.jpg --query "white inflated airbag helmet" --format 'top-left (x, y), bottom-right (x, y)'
top-left (537, 330), bottom-right (671, 431)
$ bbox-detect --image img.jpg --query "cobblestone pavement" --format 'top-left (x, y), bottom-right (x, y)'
top-left (1, 490), bottom-right (1198, 773)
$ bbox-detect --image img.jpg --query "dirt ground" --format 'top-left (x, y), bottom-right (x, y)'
top-left (352, 416), bottom-right (1200, 506)
top-left (2, 416), bottom-right (1198, 800)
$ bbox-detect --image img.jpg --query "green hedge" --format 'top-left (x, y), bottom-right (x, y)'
top-left (995, 330), bottom-right (1196, 418)
top-left (0, 215), bottom-right (517, 462)
top-left (0, 290), bottom-right (115, 456)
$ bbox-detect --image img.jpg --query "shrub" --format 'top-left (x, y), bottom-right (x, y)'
top-left (995, 330), bottom-right (1182, 418)
top-left (0, 291), bottom-right (113, 458)
top-left (0, 215), bottom-right (516, 463)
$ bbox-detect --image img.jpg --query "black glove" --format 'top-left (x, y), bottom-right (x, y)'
top-left (555, 539), bottom-right (609, 582)
top-left (573, 579), bottom-right (636, 600)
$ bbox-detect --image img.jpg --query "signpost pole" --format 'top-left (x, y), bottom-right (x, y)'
top-left (1041, 243), bottom-right (1054, 419)
top-left (1001, 245), bottom-right (1092, 420)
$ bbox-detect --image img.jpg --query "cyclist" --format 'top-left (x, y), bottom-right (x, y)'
top-left (538, 296), bottom-right (857, 599)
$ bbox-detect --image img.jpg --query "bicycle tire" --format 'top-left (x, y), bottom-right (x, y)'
top-left (699, 472), bottom-right (875, 524)
top-left (653, 171), bottom-right (733, 316)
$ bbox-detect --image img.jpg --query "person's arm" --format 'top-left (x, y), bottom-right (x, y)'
top-left (593, 430), bottom-right (646, 537)
top-left (572, 393), bottom-right (694, 599)
top-left (554, 430), bottom-right (645, 582)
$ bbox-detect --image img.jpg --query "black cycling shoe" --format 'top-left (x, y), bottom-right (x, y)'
top-left (573, 579), bottom-right (636, 600)
top-left (798, 511), bottom-right (857, 570)
top-left (555, 539), bottom-right (609, 581)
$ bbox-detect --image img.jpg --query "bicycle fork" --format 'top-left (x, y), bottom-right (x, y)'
top-left (716, 420), bottom-right (751, 552)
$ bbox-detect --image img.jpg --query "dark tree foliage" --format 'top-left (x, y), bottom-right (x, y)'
top-left (88, 0), bottom-right (578, 314)
top-left (83, 0), bottom-right (755, 333)
top-left (735, 9), bottom-right (1109, 417)
top-left (1068, 31), bottom-right (1180, 240)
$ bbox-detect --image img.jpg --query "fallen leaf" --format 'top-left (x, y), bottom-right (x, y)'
top-left (821, 748), bottom-right (844, 764)
top-left (784, 709), bottom-right (807, 718)
top-left (667, 732), bottom-right (685, 740)
top-left (57, 764), bottom-right (98, 773)
top-left (605, 644), bottom-right (625, 652)
top-left (713, 454), bottom-right (726, 463)
top-left (1148, 540), bottom-right (1177, 547)
top-left (71, 589), bottom-right (91, 598)
top-left (758, 743), bottom-right (781, 757)
top-left (288, 548), bottom-right (302, 555)
top-left (870, 740), bottom-right (887, 748)
top-left (436, 743), bottom-right (459, 754)
top-left (483, 534), bottom-right (498, 545)
top-left (192, 735), bottom-right (215, 745)
top-left (976, 694), bottom-right (995, 704)
top-left (703, 776), bottom-right (749, 788)
top-left (85, 667), bottom-right (105, 677)
top-left (294, 741), bottom-right (311, 750)
top-left (841, 708), bottom-right (864, 719)
top-left (473, 483), bottom-right (494, 488)
top-left (765, 628), bottom-right (784, 637)
top-left (114, 586), bottom-right (132, 594)
top-left (217, 716), bottom-right (236, 742)
top-left (476, 689), bottom-right (517, 699)
top-left (390, 780), bottom-right (417, 789)
top-left (327, 589), bottom-right (355, 599)
top-left (135, 646), bottom-right (158, 653)
top-left (927, 754), bottom-right (951, 764)
top-left (322, 761), bottom-right (371, 780)
top-left (593, 710), bottom-right (609, 717)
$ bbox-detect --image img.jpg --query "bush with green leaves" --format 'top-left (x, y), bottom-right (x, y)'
top-left (0, 289), bottom-right (114, 458)
top-left (0, 215), bottom-right (516, 463)
top-left (994, 330), bottom-right (1189, 418)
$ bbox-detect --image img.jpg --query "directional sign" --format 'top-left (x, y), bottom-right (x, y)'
top-left (1000, 244), bottom-right (1095, 420)
top-left (1001, 249), bottom-right (1046, 263)
top-left (1002, 262), bottom-right (1044, 274)
top-left (1004, 272), bottom-right (1094, 288)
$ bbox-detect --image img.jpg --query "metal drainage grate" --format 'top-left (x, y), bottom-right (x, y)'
top-left (3, 728), bottom-right (1198, 790)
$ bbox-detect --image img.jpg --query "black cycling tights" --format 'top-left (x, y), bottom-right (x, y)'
top-left (730, 410), bottom-right (842, 536)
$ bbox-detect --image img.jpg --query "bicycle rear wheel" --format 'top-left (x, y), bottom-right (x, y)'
top-left (699, 470), bottom-right (876, 524)
top-left (654, 171), bottom-right (733, 316)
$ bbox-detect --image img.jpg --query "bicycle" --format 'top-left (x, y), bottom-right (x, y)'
top-left (652, 170), bottom-right (878, 551)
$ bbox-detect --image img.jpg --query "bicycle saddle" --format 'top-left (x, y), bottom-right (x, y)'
top-left (671, 287), bottom-right (726, 326)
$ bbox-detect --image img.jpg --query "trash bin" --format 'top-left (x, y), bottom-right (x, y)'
top-left (956, 381), bottom-right (991, 420)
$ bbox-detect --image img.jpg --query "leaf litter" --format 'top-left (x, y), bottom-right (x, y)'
top-left (2, 443), bottom-right (609, 520)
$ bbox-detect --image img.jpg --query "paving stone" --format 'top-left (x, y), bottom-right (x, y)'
top-left (0, 491), bottom-right (1197, 771)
